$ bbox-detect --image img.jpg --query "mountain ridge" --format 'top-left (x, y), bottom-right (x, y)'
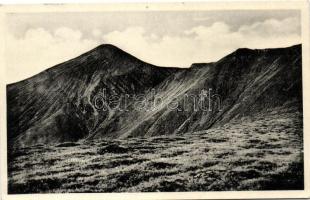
top-left (8, 43), bottom-right (301, 86)
top-left (7, 43), bottom-right (302, 147)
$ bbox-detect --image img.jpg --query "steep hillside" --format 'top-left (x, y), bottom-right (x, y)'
top-left (7, 44), bottom-right (181, 147)
top-left (115, 45), bottom-right (302, 138)
top-left (7, 44), bottom-right (302, 147)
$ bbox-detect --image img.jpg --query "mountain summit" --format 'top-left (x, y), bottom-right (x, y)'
top-left (7, 44), bottom-right (302, 147)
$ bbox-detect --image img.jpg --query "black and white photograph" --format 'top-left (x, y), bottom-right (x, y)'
top-left (1, 1), bottom-right (310, 199)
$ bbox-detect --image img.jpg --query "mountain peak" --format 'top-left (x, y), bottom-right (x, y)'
top-left (94, 43), bottom-right (122, 51)
top-left (82, 44), bottom-right (154, 67)
top-left (86, 44), bottom-right (129, 59)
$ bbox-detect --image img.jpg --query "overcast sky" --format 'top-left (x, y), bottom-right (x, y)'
top-left (5, 10), bottom-right (301, 83)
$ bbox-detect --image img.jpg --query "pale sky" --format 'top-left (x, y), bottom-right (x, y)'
top-left (5, 10), bottom-right (301, 83)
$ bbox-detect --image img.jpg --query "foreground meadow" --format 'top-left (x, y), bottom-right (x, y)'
top-left (8, 110), bottom-right (303, 193)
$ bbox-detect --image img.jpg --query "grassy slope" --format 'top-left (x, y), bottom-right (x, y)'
top-left (8, 107), bottom-right (303, 193)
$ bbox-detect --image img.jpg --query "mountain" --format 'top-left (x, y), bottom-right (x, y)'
top-left (7, 44), bottom-right (302, 147)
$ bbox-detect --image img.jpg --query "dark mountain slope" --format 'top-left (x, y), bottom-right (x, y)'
top-left (7, 44), bottom-right (302, 147)
top-left (94, 44), bottom-right (301, 139)
top-left (7, 44), bottom-right (181, 147)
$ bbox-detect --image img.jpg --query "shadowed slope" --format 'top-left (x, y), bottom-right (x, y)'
top-left (91, 44), bottom-right (302, 139)
top-left (7, 44), bottom-right (302, 147)
top-left (7, 44), bottom-right (181, 147)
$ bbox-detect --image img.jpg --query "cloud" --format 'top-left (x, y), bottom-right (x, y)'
top-left (6, 27), bottom-right (99, 83)
top-left (239, 17), bottom-right (300, 36)
top-left (6, 17), bottom-right (301, 83)
top-left (92, 29), bottom-right (102, 38)
top-left (193, 16), bottom-right (210, 22)
top-left (102, 17), bottom-right (300, 68)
